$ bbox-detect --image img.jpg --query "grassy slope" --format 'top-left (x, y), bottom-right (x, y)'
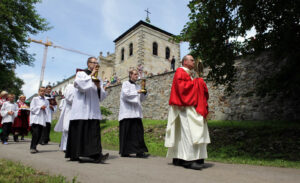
top-left (0, 159), bottom-right (76, 183)
top-left (48, 119), bottom-right (300, 168)
top-left (100, 119), bottom-right (300, 168)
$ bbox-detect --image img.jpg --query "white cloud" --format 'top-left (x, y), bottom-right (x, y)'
top-left (180, 42), bottom-right (190, 58)
top-left (18, 73), bottom-right (49, 98)
top-left (100, 0), bottom-right (124, 40)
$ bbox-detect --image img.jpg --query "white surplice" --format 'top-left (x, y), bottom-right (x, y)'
top-left (0, 101), bottom-right (18, 123)
top-left (165, 67), bottom-right (211, 161)
top-left (30, 96), bottom-right (49, 127)
top-left (54, 99), bottom-right (66, 132)
top-left (54, 84), bottom-right (75, 151)
top-left (118, 81), bottom-right (147, 121)
top-left (45, 95), bottom-right (57, 123)
top-left (54, 84), bottom-right (75, 132)
top-left (70, 71), bottom-right (107, 120)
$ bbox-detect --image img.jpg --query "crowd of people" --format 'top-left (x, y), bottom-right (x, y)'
top-left (0, 54), bottom-right (210, 170)
top-left (0, 92), bottom-right (30, 144)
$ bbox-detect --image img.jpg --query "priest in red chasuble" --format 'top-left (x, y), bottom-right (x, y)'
top-left (165, 55), bottom-right (210, 170)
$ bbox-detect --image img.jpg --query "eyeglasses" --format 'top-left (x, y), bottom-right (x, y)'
top-left (89, 62), bottom-right (98, 64)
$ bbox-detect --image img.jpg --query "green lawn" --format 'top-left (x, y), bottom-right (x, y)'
top-left (0, 159), bottom-right (77, 183)
top-left (48, 119), bottom-right (300, 168)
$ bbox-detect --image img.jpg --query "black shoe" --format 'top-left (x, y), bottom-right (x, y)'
top-left (197, 159), bottom-right (204, 164)
top-left (184, 162), bottom-right (203, 170)
top-left (70, 157), bottom-right (80, 161)
top-left (30, 149), bottom-right (38, 154)
top-left (101, 153), bottom-right (109, 161)
top-left (121, 154), bottom-right (130, 157)
top-left (93, 153), bottom-right (109, 163)
top-left (136, 153), bottom-right (150, 158)
top-left (14, 135), bottom-right (19, 142)
top-left (172, 158), bottom-right (183, 166)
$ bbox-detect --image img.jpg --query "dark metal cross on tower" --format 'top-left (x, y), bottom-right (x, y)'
top-left (145, 8), bottom-right (151, 23)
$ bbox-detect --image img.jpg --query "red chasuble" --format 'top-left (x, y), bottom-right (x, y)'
top-left (169, 67), bottom-right (209, 118)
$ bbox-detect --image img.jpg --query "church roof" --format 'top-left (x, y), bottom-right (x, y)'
top-left (113, 20), bottom-right (174, 43)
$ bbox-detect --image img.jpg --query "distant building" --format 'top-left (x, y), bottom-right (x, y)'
top-left (52, 20), bottom-right (180, 95)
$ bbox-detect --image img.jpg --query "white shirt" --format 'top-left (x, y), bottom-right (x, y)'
top-left (45, 94), bottom-right (57, 123)
top-left (30, 96), bottom-right (49, 126)
top-left (70, 71), bottom-right (107, 120)
top-left (0, 98), bottom-right (6, 109)
top-left (0, 101), bottom-right (18, 123)
top-left (54, 84), bottom-right (75, 132)
top-left (118, 80), bottom-right (147, 121)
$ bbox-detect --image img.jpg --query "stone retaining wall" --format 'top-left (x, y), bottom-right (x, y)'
top-left (54, 54), bottom-right (300, 121)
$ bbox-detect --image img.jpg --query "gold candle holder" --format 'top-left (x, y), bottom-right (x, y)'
top-left (140, 79), bottom-right (147, 93)
top-left (92, 64), bottom-right (100, 82)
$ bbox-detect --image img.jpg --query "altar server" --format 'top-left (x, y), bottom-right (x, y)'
top-left (118, 69), bottom-right (149, 158)
top-left (0, 94), bottom-right (18, 144)
top-left (54, 83), bottom-right (74, 151)
top-left (65, 57), bottom-right (109, 163)
top-left (29, 87), bottom-right (49, 153)
top-left (40, 85), bottom-right (57, 145)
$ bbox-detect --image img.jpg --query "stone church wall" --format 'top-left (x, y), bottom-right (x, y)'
top-left (100, 54), bottom-right (300, 121)
top-left (53, 54), bottom-right (300, 121)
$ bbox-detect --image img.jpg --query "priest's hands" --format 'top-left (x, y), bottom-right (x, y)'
top-left (49, 105), bottom-right (54, 111)
top-left (7, 111), bottom-right (14, 115)
top-left (41, 105), bottom-right (47, 110)
top-left (138, 90), bottom-right (147, 94)
top-left (91, 66), bottom-right (99, 76)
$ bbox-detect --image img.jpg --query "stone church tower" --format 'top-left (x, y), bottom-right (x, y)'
top-left (51, 21), bottom-right (180, 95)
top-left (99, 20), bottom-right (180, 81)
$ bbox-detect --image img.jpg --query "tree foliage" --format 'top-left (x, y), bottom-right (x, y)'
top-left (0, 63), bottom-right (24, 97)
top-left (178, 0), bottom-right (300, 96)
top-left (0, 0), bottom-right (50, 96)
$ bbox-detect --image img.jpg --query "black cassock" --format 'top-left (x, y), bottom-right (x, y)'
top-left (119, 118), bottom-right (148, 155)
top-left (65, 69), bottom-right (105, 161)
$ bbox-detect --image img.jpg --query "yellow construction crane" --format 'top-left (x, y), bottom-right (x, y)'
top-left (28, 38), bottom-right (95, 89)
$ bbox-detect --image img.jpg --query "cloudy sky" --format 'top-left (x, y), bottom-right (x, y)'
top-left (15, 0), bottom-right (191, 97)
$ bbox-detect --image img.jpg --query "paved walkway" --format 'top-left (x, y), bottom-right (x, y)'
top-left (0, 139), bottom-right (299, 183)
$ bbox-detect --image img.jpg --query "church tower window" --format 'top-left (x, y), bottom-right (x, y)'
top-left (121, 48), bottom-right (125, 61)
top-left (153, 42), bottom-right (158, 56)
top-left (165, 47), bottom-right (170, 59)
top-left (129, 43), bottom-right (133, 56)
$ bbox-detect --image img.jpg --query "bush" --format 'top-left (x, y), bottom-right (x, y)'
top-left (100, 106), bottom-right (112, 117)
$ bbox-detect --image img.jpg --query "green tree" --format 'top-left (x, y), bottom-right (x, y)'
top-left (0, 0), bottom-right (50, 96)
top-left (178, 0), bottom-right (300, 96)
top-left (0, 63), bottom-right (24, 97)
